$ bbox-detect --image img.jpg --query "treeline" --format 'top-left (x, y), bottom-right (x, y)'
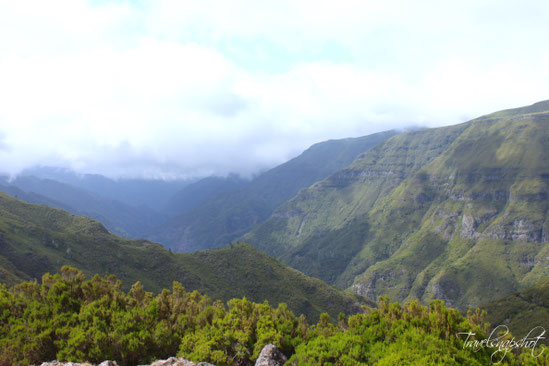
top-left (0, 267), bottom-right (546, 366)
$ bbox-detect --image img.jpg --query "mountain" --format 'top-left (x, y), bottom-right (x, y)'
top-left (0, 191), bottom-right (364, 320)
top-left (243, 100), bottom-right (549, 310)
top-left (0, 175), bottom-right (166, 238)
top-left (147, 130), bottom-right (398, 252)
top-left (20, 166), bottom-right (192, 212)
top-left (483, 275), bottom-right (549, 345)
top-left (163, 174), bottom-right (248, 216)
top-left (0, 180), bottom-right (74, 212)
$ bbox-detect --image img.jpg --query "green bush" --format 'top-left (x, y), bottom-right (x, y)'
top-left (1, 268), bottom-right (547, 366)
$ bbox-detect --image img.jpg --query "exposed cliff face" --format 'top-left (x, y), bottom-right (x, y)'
top-left (243, 100), bottom-right (549, 310)
top-left (350, 113), bottom-right (549, 308)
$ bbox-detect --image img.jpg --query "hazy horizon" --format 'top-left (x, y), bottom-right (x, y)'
top-left (1, 1), bottom-right (548, 179)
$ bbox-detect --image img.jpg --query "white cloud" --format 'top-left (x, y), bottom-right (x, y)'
top-left (0, 0), bottom-right (548, 178)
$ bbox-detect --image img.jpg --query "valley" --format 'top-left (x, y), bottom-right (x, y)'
top-left (1, 101), bottom-right (549, 364)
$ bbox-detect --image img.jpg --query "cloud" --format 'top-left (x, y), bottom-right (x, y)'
top-left (0, 1), bottom-right (548, 178)
top-left (0, 130), bottom-right (8, 152)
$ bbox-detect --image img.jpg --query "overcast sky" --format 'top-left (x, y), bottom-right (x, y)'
top-left (1, 0), bottom-right (548, 179)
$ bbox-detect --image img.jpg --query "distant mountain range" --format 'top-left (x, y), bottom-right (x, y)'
top-left (243, 100), bottom-right (549, 310)
top-left (0, 175), bottom-right (168, 238)
top-left (0, 131), bottom-right (397, 251)
top-left (17, 166), bottom-right (192, 212)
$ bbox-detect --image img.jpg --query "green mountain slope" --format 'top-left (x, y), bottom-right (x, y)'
top-left (147, 130), bottom-right (398, 252)
top-left (0, 192), bottom-right (364, 320)
top-left (243, 100), bottom-right (549, 309)
top-left (483, 275), bottom-right (549, 345)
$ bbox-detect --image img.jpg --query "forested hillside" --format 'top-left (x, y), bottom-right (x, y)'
top-left (0, 192), bottom-right (362, 321)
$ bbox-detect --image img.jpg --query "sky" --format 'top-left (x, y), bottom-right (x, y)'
top-left (1, 0), bottom-right (549, 179)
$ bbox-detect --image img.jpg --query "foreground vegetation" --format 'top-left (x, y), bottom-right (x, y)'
top-left (1, 267), bottom-right (547, 365)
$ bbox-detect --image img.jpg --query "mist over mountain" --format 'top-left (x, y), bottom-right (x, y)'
top-left (146, 130), bottom-right (398, 252)
top-left (18, 166), bottom-right (193, 212)
top-left (4, 100), bottom-right (549, 317)
top-left (2, 100), bottom-right (549, 365)
top-left (0, 131), bottom-right (397, 242)
top-left (164, 174), bottom-right (249, 216)
top-left (0, 175), bottom-right (168, 238)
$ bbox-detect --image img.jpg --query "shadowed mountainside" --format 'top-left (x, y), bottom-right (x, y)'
top-left (483, 275), bottom-right (549, 344)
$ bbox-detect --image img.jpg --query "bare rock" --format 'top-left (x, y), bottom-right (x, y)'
top-left (149, 357), bottom-right (215, 366)
top-left (484, 219), bottom-right (543, 243)
top-left (38, 359), bottom-right (214, 366)
top-left (255, 344), bottom-right (287, 366)
top-left (460, 214), bottom-right (478, 239)
top-left (39, 362), bottom-right (93, 366)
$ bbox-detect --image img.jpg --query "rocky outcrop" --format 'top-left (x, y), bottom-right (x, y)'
top-left (37, 348), bottom-right (288, 366)
top-left (324, 168), bottom-right (401, 189)
top-left (255, 344), bottom-right (287, 366)
top-left (150, 357), bottom-right (215, 366)
top-left (460, 214), bottom-right (480, 239)
top-left (449, 189), bottom-right (508, 201)
top-left (39, 362), bottom-right (95, 366)
top-left (38, 359), bottom-right (216, 366)
top-left (458, 211), bottom-right (544, 243)
top-left (484, 219), bottom-right (544, 243)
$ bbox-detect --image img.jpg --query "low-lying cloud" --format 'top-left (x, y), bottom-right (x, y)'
top-left (1, 0), bottom-right (548, 179)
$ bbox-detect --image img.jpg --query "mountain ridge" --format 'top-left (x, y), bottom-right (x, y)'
top-left (243, 100), bottom-right (549, 309)
top-left (0, 175), bottom-right (166, 238)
